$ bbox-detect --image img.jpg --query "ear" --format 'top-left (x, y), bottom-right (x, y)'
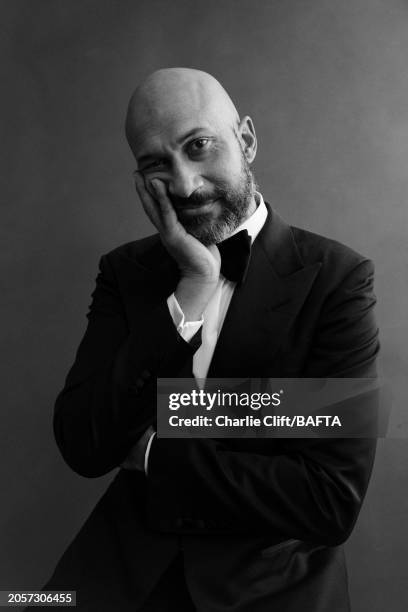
top-left (237, 115), bottom-right (257, 164)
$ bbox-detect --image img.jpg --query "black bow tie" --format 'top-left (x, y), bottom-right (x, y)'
top-left (218, 229), bottom-right (252, 284)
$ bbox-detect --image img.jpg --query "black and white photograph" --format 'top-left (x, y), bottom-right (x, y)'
top-left (1, 1), bottom-right (407, 611)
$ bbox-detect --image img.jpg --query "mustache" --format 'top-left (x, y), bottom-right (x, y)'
top-left (170, 190), bottom-right (224, 209)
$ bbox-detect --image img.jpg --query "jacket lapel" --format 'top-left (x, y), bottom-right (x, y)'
top-left (207, 204), bottom-right (322, 377)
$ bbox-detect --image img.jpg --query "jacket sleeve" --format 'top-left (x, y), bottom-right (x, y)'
top-left (53, 253), bottom-right (198, 478)
top-left (146, 259), bottom-right (380, 546)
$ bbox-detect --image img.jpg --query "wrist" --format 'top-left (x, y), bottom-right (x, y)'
top-left (175, 276), bottom-right (218, 321)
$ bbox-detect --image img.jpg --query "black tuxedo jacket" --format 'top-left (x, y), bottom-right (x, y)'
top-left (43, 205), bottom-right (379, 611)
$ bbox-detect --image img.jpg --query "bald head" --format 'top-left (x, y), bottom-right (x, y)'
top-left (125, 68), bottom-right (240, 154)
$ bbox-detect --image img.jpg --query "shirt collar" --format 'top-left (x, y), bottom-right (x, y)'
top-left (229, 191), bottom-right (268, 245)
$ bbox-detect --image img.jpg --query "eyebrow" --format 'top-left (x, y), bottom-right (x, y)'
top-left (137, 127), bottom-right (211, 167)
top-left (176, 127), bottom-right (209, 144)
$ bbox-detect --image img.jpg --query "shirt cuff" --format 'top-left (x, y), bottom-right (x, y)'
top-left (167, 293), bottom-right (204, 342)
top-left (144, 431), bottom-right (156, 476)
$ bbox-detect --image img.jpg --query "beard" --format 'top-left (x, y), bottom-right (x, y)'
top-left (170, 153), bottom-right (256, 246)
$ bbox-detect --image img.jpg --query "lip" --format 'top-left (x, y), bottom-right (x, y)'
top-left (176, 199), bottom-right (219, 216)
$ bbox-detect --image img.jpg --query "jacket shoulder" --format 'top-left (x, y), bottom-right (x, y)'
top-left (102, 233), bottom-right (162, 268)
top-left (291, 225), bottom-right (374, 279)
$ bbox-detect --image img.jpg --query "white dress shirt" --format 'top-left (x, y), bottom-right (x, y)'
top-left (144, 193), bottom-right (268, 472)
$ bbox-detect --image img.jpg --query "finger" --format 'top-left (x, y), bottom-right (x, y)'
top-left (151, 179), bottom-right (179, 233)
top-left (133, 171), bottom-right (162, 229)
top-left (134, 171), bottom-right (161, 227)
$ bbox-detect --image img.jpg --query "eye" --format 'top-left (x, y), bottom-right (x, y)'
top-left (193, 138), bottom-right (209, 149)
top-left (189, 138), bottom-right (212, 154)
top-left (142, 159), bottom-right (166, 172)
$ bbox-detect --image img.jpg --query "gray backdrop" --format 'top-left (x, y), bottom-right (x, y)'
top-left (1, 1), bottom-right (407, 610)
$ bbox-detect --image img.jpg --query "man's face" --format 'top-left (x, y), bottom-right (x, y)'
top-left (131, 103), bottom-right (256, 245)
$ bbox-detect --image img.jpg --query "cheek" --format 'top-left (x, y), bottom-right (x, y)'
top-left (203, 148), bottom-right (243, 185)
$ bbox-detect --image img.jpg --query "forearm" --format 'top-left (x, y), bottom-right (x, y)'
top-left (54, 300), bottom-right (196, 478)
top-left (145, 434), bottom-right (376, 545)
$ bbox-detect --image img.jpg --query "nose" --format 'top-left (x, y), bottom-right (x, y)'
top-left (167, 161), bottom-right (202, 199)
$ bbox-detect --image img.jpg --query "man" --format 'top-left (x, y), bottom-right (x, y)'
top-left (39, 68), bottom-right (379, 611)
